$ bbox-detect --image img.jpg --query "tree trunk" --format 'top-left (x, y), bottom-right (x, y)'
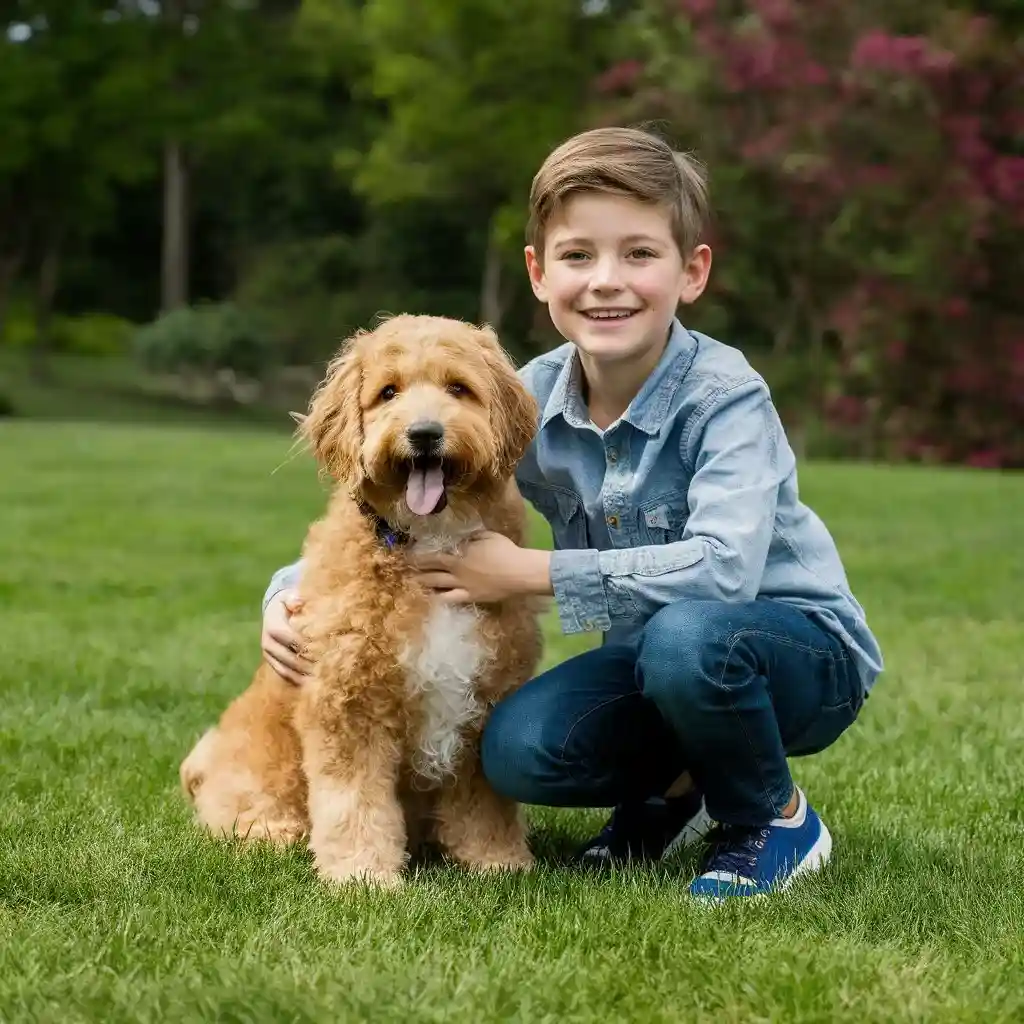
top-left (30, 230), bottom-right (63, 382)
top-left (0, 250), bottom-right (25, 344)
top-left (161, 140), bottom-right (189, 311)
top-left (479, 222), bottom-right (505, 333)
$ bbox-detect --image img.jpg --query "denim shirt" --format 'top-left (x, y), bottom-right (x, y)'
top-left (264, 319), bottom-right (883, 694)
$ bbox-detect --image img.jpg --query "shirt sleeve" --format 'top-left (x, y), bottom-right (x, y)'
top-left (262, 558), bottom-right (306, 614)
top-left (548, 381), bottom-right (781, 633)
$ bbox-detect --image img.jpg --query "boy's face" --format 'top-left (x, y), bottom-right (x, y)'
top-left (525, 192), bottom-right (711, 370)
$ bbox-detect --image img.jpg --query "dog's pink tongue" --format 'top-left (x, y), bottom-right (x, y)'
top-left (406, 464), bottom-right (445, 516)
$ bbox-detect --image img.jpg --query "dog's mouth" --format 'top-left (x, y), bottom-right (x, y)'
top-left (403, 455), bottom-right (449, 516)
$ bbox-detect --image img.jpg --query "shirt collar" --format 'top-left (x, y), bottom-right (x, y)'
top-left (540, 318), bottom-right (699, 436)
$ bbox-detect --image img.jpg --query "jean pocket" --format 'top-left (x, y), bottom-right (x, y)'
top-left (785, 700), bottom-right (859, 757)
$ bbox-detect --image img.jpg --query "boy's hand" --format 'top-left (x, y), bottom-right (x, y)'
top-left (408, 531), bottom-right (552, 604)
top-left (261, 589), bottom-right (311, 685)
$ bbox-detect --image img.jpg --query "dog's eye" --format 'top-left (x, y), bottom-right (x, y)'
top-left (446, 382), bottom-right (471, 398)
top-left (379, 385), bottom-right (398, 402)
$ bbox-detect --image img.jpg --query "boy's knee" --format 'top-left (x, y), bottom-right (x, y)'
top-left (480, 691), bottom-right (566, 805)
top-left (638, 600), bottom-right (757, 711)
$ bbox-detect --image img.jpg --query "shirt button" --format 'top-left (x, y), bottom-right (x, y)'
top-left (607, 514), bottom-right (619, 529)
top-left (607, 449), bottom-right (618, 463)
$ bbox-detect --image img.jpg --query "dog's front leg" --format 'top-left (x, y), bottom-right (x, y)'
top-left (296, 653), bottom-right (407, 888)
top-left (435, 751), bottom-right (534, 874)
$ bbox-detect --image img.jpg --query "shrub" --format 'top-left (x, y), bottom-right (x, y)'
top-left (603, 1), bottom-right (1024, 467)
top-left (52, 313), bottom-right (135, 357)
top-left (2, 302), bottom-right (134, 357)
top-left (133, 302), bottom-right (281, 403)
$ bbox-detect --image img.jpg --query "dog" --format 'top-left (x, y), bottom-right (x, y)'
top-left (179, 314), bottom-right (544, 887)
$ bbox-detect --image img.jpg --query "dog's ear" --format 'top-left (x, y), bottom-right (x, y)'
top-left (477, 325), bottom-right (539, 478)
top-left (300, 332), bottom-right (365, 487)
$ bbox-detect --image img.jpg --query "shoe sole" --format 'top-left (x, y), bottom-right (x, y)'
top-left (778, 817), bottom-right (832, 891)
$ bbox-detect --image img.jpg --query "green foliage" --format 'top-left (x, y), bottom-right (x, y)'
top-left (53, 312), bottom-right (136, 357)
top-left (134, 303), bottom-right (281, 393)
top-left (1, 300), bottom-right (135, 356)
top-left (349, 0), bottom-right (619, 323)
top-left (4, 0), bottom-right (1019, 467)
top-left (0, 392), bottom-right (14, 417)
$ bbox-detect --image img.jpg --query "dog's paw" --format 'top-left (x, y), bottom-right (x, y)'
top-left (314, 849), bottom-right (408, 890)
top-left (259, 818), bottom-right (309, 847)
top-left (461, 845), bottom-right (536, 874)
top-left (317, 861), bottom-right (406, 890)
top-left (229, 815), bottom-right (307, 848)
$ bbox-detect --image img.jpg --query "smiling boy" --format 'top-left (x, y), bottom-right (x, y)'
top-left (261, 126), bottom-right (883, 900)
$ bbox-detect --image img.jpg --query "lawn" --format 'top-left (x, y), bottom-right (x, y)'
top-left (2, 419), bottom-right (1022, 1023)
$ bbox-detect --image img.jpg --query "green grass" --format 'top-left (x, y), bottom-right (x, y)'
top-left (2, 420), bottom-right (1022, 1023)
top-left (0, 350), bottom-right (310, 429)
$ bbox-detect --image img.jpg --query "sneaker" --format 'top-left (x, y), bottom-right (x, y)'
top-left (689, 788), bottom-right (831, 900)
top-left (577, 788), bottom-right (714, 867)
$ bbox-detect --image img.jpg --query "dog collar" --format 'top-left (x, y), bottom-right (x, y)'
top-left (357, 501), bottom-right (409, 550)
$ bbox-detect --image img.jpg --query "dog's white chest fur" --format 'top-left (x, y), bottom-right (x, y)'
top-left (401, 602), bottom-right (487, 781)
top-left (397, 520), bottom-right (490, 782)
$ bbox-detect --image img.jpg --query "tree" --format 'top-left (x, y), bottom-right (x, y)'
top-left (152, 0), bottom-right (306, 311)
top-left (345, 0), bottom-right (618, 332)
top-left (0, 1), bottom-right (161, 370)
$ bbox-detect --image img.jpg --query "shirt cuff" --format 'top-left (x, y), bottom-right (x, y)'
top-left (261, 561), bottom-right (303, 614)
top-left (549, 548), bottom-right (610, 633)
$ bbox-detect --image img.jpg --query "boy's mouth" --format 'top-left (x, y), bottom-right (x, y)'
top-left (580, 308), bottom-right (640, 321)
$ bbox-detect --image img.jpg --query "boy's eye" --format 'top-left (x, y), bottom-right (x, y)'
top-left (561, 251), bottom-right (590, 262)
top-left (629, 248), bottom-right (657, 259)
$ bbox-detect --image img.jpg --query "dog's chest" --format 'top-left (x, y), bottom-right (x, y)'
top-left (398, 601), bottom-right (490, 782)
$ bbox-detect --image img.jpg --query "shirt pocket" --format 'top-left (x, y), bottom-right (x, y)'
top-left (637, 490), bottom-right (690, 545)
top-left (517, 480), bottom-right (589, 550)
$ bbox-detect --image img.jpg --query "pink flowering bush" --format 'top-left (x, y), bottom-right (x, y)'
top-left (599, 0), bottom-right (1023, 467)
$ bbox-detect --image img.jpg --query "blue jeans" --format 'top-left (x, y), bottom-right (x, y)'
top-left (481, 598), bottom-right (865, 827)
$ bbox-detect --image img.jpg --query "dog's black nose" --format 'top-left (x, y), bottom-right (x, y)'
top-left (406, 420), bottom-right (444, 453)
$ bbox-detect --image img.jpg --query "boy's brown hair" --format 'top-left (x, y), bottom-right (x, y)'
top-left (526, 126), bottom-right (710, 260)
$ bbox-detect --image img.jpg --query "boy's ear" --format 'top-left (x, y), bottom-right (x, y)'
top-left (679, 244), bottom-right (713, 306)
top-left (524, 246), bottom-right (548, 302)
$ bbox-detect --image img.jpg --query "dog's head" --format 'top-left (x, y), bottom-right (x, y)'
top-left (300, 314), bottom-right (538, 521)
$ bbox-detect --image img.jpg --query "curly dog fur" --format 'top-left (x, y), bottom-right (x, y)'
top-left (179, 314), bottom-right (544, 886)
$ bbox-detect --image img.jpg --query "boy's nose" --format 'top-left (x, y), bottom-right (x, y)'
top-left (589, 257), bottom-right (624, 291)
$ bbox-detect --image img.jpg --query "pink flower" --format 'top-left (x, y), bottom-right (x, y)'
top-left (851, 30), bottom-right (955, 77)
top-left (989, 157), bottom-right (1024, 206)
top-left (679, 0), bottom-right (715, 17)
top-left (966, 449), bottom-right (1002, 469)
top-left (595, 60), bottom-right (643, 95)
top-left (751, 0), bottom-right (794, 29)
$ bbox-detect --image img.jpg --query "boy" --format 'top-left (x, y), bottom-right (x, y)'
top-left (260, 126), bottom-right (884, 900)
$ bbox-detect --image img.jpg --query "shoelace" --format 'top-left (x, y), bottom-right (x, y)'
top-left (704, 824), bottom-right (770, 878)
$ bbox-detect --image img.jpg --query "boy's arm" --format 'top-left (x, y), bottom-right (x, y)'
top-left (262, 558), bottom-right (305, 613)
top-left (548, 381), bottom-right (782, 633)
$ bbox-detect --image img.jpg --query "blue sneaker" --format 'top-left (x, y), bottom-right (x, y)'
top-left (578, 788), bottom-right (714, 867)
top-left (689, 788), bottom-right (831, 900)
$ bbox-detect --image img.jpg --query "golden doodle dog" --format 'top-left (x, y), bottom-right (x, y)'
top-left (180, 314), bottom-right (544, 886)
